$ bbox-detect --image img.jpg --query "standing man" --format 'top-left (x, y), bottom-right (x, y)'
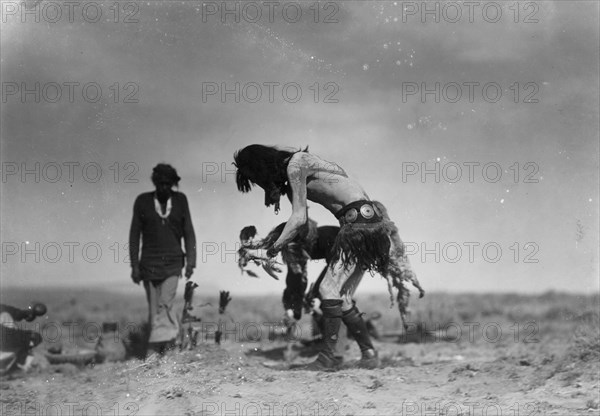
top-left (233, 145), bottom-right (424, 371)
top-left (129, 163), bottom-right (196, 355)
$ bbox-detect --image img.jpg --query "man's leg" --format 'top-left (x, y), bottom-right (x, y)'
top-left (306, 264), bottom-right (328, 343)
top-left (143, 280), bottom-right (160, 356)
top-left (303, 261), bottom-right (371, 368)
top-left (282, 260), bottom-right (308, 321)
top-left (339, 269), bottom-right (379, 369)
top-left (299, 261), bottom-right (350, 370)
top-left (147, 275), bottom-right (180, 350)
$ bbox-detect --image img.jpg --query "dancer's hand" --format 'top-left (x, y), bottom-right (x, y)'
top-left (283, 309), bottom-right (296, 328)
top-left (310, 298), bottom-right (322, 315)
top-left (238, 248), bottom-right (282, 279)
top-left (261, 257), bottom-right (282, 280)
top-left (243, 248), bottom-right (268, 262)
top-left (266, 246), bottom-right (279, 259)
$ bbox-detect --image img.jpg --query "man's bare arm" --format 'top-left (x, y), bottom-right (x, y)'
top-left (268, 162), bottom-right (308, 256)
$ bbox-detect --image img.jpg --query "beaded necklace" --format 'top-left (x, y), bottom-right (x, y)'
top-left (154, 195), bottom-right (172, 224)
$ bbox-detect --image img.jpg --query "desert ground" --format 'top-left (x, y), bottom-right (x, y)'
top-left (1, 288), bottom-right (598, 416)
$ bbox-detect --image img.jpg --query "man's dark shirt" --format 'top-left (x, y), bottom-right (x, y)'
top-left (129, 191), bottom-right (196, 281)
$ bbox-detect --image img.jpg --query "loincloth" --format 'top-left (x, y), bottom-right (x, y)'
top-left (329, 200), bottom-right (396, 276)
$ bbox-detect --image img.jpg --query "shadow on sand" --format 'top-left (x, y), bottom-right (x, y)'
top-left (244, 341), bottom-right (322, 361)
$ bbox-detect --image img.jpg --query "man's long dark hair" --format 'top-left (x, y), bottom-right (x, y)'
top-left (233, 145), bottom-right (307, 194)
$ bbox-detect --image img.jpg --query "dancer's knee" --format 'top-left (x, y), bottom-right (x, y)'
top-left (319, 278), bottom-right (341, 299)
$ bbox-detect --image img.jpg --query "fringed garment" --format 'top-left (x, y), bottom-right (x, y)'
top-left (330, 200), bottom-right (425, 328)
top-left (330, 200), bottom-right (395, 276)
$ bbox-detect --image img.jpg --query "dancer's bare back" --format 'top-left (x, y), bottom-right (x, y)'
top-left (273, 152), bottom-right (369, 250)
top-left (287, 152), bottom-right (369, 215)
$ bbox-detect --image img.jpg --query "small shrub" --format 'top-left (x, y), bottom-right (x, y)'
top-left (573, 312), bottom-right (600, 362)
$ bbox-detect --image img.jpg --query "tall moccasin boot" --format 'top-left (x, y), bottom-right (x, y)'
top-left (298, 299), bottom-right (343, 371)
top-left (342, 306), bottom-right (379, 369)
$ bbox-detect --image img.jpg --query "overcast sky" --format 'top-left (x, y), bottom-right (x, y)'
top-left (1, 1), bottom-right (598, 297)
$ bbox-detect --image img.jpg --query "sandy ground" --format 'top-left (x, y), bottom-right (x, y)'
top-left (1, 327), bottom-right (599, 416)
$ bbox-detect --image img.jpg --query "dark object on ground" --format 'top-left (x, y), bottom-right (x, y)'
top-left (123, 322), bottom-right (151, 360)
top-left (147, 339), bottom-right (176, 357)
top-left (182, 282), bottom-right (202, 323)
top-left (0, 303), bottom-right (46, 323)
top-left (215, 291), bottom-right (232, 345)
top-left (184, 281), bottom-right (199, 306)
top-left (179, 282), bottom-right (202, 350)
top-left (219, 291), bottom-right (232, 314)
top-left (0, 303), bottom-right (47, 375)
top-left (95, 322), bottom-right (127, 363)
top-left (44, 349), bottom-right (97, 366)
